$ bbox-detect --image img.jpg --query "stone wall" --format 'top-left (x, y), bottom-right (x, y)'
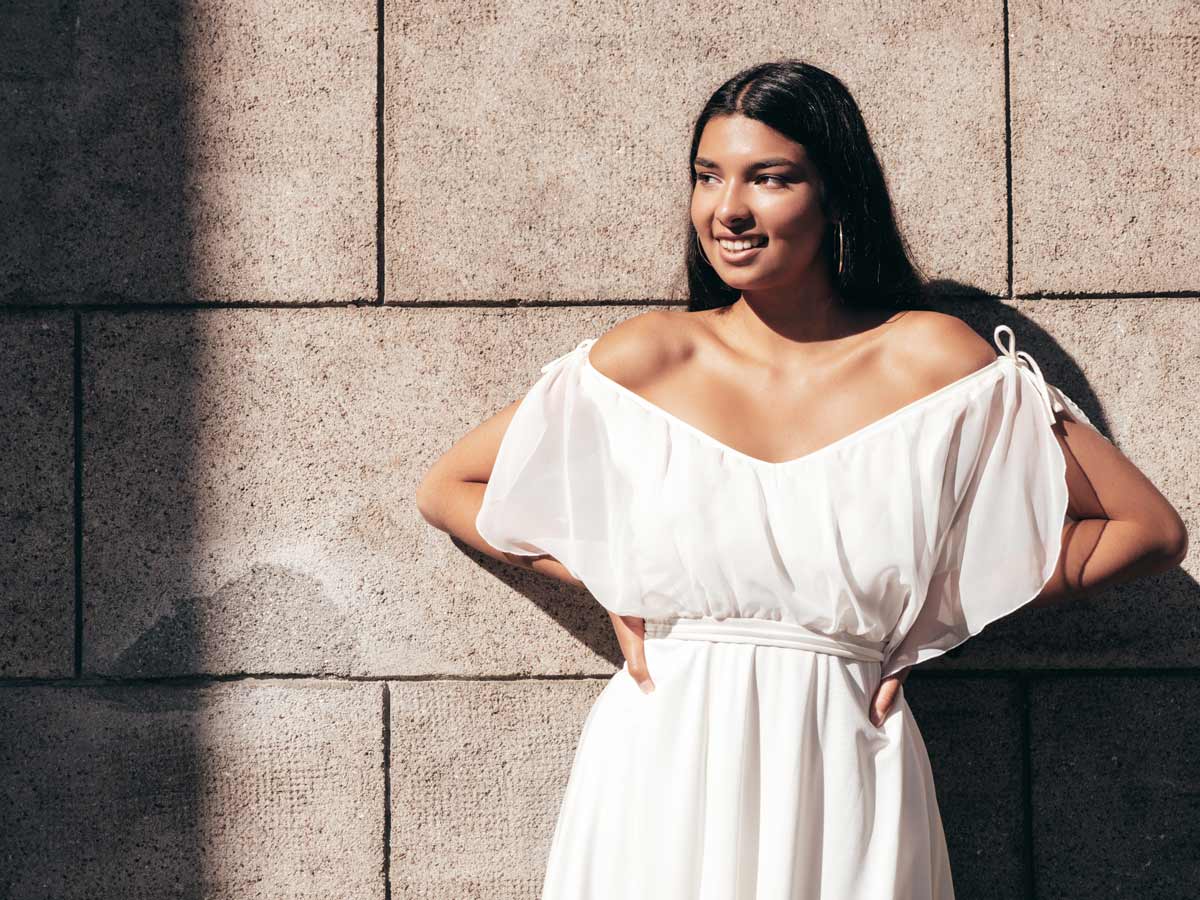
top-left (1, 1), bottom-right (1196, 897)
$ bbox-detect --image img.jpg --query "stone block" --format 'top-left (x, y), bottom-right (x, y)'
top-left (82, 301), bottom-right (1194, 677)
top-left (385, 0), bottom-right (1007, 301)
top-left (904, 676), bottom-right (1028, 900)
top-left (1011, 0), bottom-right (1200, 294)
top-left (1030, 675), bottom-right (1200, 897)
top-left (0, 680), bottom-right (384, 899)
top-left (82, 307), bottom-right (643, 677)
top-left (389, 678), bottom-right (604, 898)
top-left (0, 0), bottom-right (375, 304)
top-left (0, 314), bottom-right (75, 678)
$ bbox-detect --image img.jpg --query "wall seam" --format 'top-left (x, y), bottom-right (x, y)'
top-left (1020, 673), bottom-right (1038, 899)
top-left (383, 681), bottom-right (392, 900)
top-left (1003, 0), bottom-right (1015, 298)
top-left (376, 0), bottom-right (386, 306)
top-left (3, 292), bottom-right (1199, 314)
top-left (72, 311), bottom-right (83, 678)
top-left (2, 669), bottom-right (1198, 689)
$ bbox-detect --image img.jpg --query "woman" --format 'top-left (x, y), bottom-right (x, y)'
top-left (416, 61), bottom-right (1187, 899)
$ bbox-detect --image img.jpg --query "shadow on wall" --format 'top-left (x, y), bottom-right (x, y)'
top-left (0, 2), bottom-right (206, 897)
top-left (925, 279), bottom-right (1111, 435)
top-left (1, 1), bottom-right (192, 303)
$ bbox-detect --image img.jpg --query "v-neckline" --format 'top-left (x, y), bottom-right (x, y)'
top-left (581, 347), bottom-right (1009, 470)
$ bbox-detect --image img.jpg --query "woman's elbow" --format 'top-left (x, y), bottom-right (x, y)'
top-left (1157, 513), bottom-right (1189, 568)
top-left (415, 473), bottom-right (448, 529)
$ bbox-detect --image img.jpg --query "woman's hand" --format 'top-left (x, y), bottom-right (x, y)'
top-left (869, 666), bottom-right (911, 726)
top-left (609, 612), bottom-right (656, 694)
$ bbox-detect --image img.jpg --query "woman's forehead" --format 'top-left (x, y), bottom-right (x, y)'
top-left (696, 116), bottom-right (808, 164)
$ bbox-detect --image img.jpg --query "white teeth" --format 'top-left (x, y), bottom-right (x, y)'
top-left (718, 237), bottom-right (766, 251)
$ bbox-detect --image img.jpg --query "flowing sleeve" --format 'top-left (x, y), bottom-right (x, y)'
top-left (879, 325), bottom-right (1103, 680)
top-left (474, 337), bottom-right (621, 594)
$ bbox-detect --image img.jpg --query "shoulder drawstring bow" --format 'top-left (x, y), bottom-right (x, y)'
top-left (992, 324), bottom-right (1064, 427)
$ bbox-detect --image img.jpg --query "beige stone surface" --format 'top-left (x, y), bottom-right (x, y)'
top-left (0, 314), bottom-right (75, 678)
top-left (385, 1), bottom-right (1008, 301)
top-left (178, 0), bottom-right (377, 302)
top-left (0, 680), bottom-right (384, 899)
top-left (1010, 0), bottom-right (1200, 295)
top-left (0, 0), bottom-right (375, 304)
top-left (82, 306), bottom-right (650, 678)
top-left (390, 678), bottom-right (605, 898)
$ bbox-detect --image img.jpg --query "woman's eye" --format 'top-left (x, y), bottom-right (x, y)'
top-left (693, 173), bottom-right (787, 186)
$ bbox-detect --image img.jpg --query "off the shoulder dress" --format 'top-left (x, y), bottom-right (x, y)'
top-left (475, 322), bottom-right (1100, 900)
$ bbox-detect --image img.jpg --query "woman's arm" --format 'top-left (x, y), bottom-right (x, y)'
top-left (913, 313), bottom-right (1188, 610)
top-left (1032, 412), bottom-right (1188, 608)
top-left (873, 387), bottom-right (1187, 726)
top-left (414, 398), bottom-right (585, 588)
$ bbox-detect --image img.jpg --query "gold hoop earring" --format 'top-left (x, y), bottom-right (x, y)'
top-left (836, 221), bottom-right (845, 277)
top-left (695, 232), bottom-right (711, 266)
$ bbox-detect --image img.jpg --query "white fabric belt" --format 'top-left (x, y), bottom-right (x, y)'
top-left (643, 616), bottom-right (884, 663)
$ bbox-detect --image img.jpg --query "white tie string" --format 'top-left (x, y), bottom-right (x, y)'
top-left (992, 324), bottom-right (1061, 427)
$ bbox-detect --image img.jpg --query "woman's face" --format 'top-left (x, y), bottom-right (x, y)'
top-left (690, 114), bottom-right (832, 291)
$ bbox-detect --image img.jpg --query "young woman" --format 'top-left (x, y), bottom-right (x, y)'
top-left (417, 60), bottom-right (1187, 899)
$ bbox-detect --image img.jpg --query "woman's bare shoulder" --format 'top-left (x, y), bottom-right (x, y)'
top-left (587, 309), bottom-right (703, 391)
top-left (886, 310), bottom-right (999, 389)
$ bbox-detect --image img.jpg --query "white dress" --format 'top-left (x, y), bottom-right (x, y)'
top-left (475, 322), bottom-right (1100, 900)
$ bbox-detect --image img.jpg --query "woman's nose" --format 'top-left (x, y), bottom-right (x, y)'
top-left (715, 186), bottom-right (753, 225)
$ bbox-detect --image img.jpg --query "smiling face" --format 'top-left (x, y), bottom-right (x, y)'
top-left (690, 114), bottom-right (835, 293)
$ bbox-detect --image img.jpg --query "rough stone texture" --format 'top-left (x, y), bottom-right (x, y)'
top-left (904, 676), bottom-right (1028, 900)
top-left (390, 678), bottom-right (605, 898)
top-left (1030, 675), bottom-right (1200, 898)
top-left (0, 680), bottom-right (384, 899)
top-left (899, 297), bottom-right (1197, 671)
top-left (0, 314), bottom-right (75, 678)
top-left (386, 1), bottom-right (1007, 301)
top-left (1010, 0), bottom-right (1200, 295)
top-left (0, 0), bottom-right (375, 304)
top-left (82, 307), bottom-right (657, 678)
top-left (0, 2), bottom-right (74, 82)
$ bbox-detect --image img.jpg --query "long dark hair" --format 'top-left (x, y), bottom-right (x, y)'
top-left (686, 60), bottom-right (928, 313)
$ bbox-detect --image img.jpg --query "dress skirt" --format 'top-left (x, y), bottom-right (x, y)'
top-left (539, 618), bottom-right (956, 900)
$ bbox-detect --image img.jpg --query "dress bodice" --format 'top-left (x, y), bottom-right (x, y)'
top-left (476, 323), bottom-right (1100, 679)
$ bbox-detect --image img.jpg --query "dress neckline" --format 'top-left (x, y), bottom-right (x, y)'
top-left (581, 347), bottom-right (1010, 469)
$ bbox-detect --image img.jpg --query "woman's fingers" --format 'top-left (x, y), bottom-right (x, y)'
top-left (870, 679), bottom-right (899, 726)
top-left (870, 667), bottom-right (911, 726)
top-left (609, 612), bottom-right (655, 694)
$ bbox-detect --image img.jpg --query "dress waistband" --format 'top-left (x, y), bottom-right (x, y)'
top-left (643, 616), bottom-right (884, 663)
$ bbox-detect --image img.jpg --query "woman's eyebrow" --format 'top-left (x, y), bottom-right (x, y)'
top-left (693, 156), bottom-right (799, 171)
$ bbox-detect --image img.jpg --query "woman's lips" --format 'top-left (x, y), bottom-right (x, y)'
top-left (717, 239), bottom-right (766, 264)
